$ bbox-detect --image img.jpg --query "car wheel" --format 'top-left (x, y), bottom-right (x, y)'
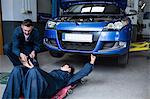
top-left (131, 25), bottom-right (138, 42)
top-left (49, 51), bottom-right (64, 58)
top-left (117, 53), bottom-right (129, 67)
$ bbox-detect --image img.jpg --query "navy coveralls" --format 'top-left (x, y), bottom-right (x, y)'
top-left (4, 26), bottom-right (40, 66)
top-left (2, 63), bottom-right (94, 99)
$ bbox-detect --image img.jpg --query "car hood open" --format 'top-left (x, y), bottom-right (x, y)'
top-left (61, 0), bottom-right (127, 10)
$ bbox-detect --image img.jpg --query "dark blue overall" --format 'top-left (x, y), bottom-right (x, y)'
top-left (4, 26), bottom-right (40, 66)
top-left (2, 63), bottom-right (94, 99)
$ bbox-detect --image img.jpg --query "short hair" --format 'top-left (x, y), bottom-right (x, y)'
top-left (22, 19), bottom-right (33, 27)
top-left (61, 63), bottom-right (75, 74)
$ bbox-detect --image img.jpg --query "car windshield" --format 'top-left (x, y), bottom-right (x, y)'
top-left (64, 4), bottom-right (121, 14)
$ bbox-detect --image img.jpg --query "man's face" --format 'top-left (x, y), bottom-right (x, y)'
top-left (61, 64), bottom-right (71, 73)
top-left (21, 25), bottom-right (33, 35)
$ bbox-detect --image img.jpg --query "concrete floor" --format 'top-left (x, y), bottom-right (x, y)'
top-left (0, 51), bottom-right (150, 99)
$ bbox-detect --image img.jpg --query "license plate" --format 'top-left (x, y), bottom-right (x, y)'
top-left (62, 33), bottom-right (93, 42)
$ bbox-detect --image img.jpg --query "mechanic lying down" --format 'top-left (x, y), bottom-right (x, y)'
top-left (2, 54), bottom-right (96, 99)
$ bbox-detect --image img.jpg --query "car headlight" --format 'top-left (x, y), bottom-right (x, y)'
top-left (47, 21), bottom-right (56, 29)
top-left (104, 20), bottom-right (128, 30)
top-left (114, 21), bottom-right (124, 30)
top-left (112, 41), bottom-right (127, 48)
top-left (119, 41), bottom-right (127, 47)
top-left (106, 23), bottom-right (115, 29)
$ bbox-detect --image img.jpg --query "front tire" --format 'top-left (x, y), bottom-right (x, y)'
top-left (49, 51), bottom-right (64, 58)
top-left (117, 53), bottom-right (129, 67)
top-left (131, 25), bottom-right (138, 42)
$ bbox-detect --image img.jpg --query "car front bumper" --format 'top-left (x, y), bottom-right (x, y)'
top-left (43, 29), bottom-right (130, 56)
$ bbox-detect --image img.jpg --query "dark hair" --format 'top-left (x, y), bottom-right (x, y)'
top-left (22, 19), bottom-right (33, 27)
top-left (69, 65), bottom-right (75, 74)
top-left (61, 63), bottom-right (75, 74)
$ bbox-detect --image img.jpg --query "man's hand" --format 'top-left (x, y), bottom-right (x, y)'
top-left (19, 57), bottom-right (34, 68)
top-left (20, 53), bottom-right (27, 62)
top-left (22, 59), bottom-right (34, 68)
top-left (29, 50), bottom-right (35, 58)
top-left (27, 59), bottom-right (34, 68)
top-left (90, 54), bottom-right (96, 64)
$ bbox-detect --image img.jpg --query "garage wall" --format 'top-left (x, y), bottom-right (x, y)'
top-left (144, 0), bottom-right (150, 12)
top-left (1, 0), bottom-right (13, 21)
top-left (1, 0), bottom-right (51, 52)
top-left (1, 0), bottom-right (37, 21)
top-left (0, 1), bottom-right (3, 55)
top-left (37, 0), bottom-right (52, 22)
top-left (1, 0), bottom-right (38, 45)
top-left (38, 0), bottom-right (51, 14)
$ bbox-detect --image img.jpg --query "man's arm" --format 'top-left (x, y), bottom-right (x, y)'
top-left (12, 27), bottom-right (21, 57)
top-left (67, 54), bottom-right (96, 85)
top-left (29, 29), bottom-right (40, 58)
top-left (12, 27), bottom-right (28, 62)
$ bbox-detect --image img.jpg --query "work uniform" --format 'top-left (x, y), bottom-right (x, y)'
top-left (2, 63), bottom-right (94, 99)
top-left (4, 26), bottom-right (40, 66)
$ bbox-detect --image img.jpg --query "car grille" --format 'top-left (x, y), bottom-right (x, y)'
top-left (57, 31), bottom-right (99, 51)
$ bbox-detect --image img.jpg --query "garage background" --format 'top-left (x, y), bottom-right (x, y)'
top-left (0, 0), bottom-right (52, 53)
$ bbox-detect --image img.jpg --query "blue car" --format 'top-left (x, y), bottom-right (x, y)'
top-left (44, 0), bottom-right (132, 65)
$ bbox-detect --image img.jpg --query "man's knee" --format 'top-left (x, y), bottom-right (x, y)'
top-left (12, 66), bottom-right (23, 75)
top-left (27, 67), bottom-right (39, 77)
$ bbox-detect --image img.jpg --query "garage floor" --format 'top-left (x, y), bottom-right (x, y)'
top-left (0, 51), bottom-right (150, 99)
